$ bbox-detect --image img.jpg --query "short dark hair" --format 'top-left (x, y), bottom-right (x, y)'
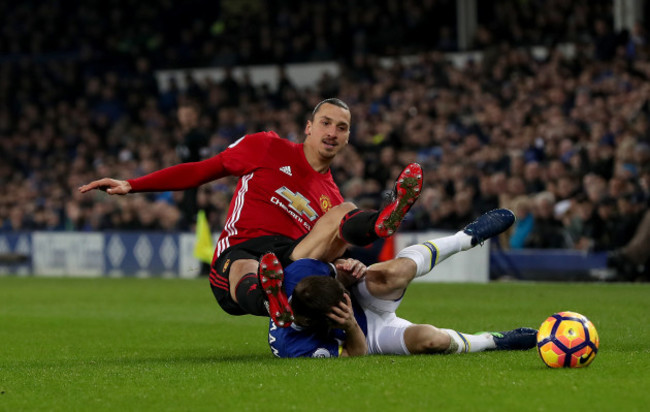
top-left (291, 276), bottom-right (346, 332)
top-left (178, 99), bottom-right (200, 112)
top-left (312, 98), bottom-right (350, 118)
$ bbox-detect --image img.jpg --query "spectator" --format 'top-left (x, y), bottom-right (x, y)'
top-left (523, 162), bottom-right (546, 194)
top-left (593, 18), bottom-right (618, 61)
top-left (525, 192), bottom-right (570, 249)
top-left (175, 99), bottom-right (209, 226)
top-left (0, 1), bottom-right (647, 275)
top-left (508, 196), bottom-right (534, 250)
top-left (607, 208), bottom-right (650, 281)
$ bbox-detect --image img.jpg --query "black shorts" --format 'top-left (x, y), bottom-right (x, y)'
top-left (209, 235), bottom-right (303, 316)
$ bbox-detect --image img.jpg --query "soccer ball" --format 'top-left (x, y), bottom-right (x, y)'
top-left (536, 311), bottom-right (599, 368)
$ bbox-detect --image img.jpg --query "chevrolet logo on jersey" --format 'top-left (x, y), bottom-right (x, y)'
top-left (275, 187), bottom-right (318, 221)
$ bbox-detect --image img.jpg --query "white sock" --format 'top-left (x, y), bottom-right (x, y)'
top-left (441, 329), bottom-right (496, 353)
top-left (395, 232), bottom-right (473, 277)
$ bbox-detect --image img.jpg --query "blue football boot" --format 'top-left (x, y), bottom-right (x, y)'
top-left (487, 327), bottom-right (538, 350)
top-left (463, 208), bottom-right (516, 246)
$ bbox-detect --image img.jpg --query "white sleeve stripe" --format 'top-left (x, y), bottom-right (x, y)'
top-left (216, 172), bottom-right (254, 256)
top-left (219, 172), bottom-right (252, 244)
top-left (228, 135), bottom-right (247, 149)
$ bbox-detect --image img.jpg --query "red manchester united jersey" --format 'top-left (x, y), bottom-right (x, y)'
top-left (127, 131), bottom-right (344, 261)
top-left (215, 131), bottom-right (343, 258)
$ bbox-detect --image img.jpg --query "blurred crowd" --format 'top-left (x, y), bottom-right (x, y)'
top-left (1, 1), bottom-right (649, 278)
top-left (0, 0), bottom-right (619, 67)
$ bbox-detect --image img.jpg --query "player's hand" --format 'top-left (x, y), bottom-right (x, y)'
top-left (334, 258), bottom-right (366, 283)
top-left (327, 294), bottom-right (357, 332)
top-left (78, 178), bottom-right (132, 195)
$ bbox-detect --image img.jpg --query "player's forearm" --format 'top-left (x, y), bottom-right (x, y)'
top-left (340, 322), bottom-right (367, 357)
top-left (128, 155), bottom-right (228, 192)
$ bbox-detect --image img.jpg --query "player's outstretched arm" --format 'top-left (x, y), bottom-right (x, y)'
top-left (79, 178), bottom-right (132, 195)
top-left (328, 294), bottom-right (367, 357)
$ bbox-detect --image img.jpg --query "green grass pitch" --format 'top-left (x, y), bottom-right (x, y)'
top-left (1, 277), bottom-right (649, 411)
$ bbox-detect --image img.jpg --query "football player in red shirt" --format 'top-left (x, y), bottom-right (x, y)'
top-left (80, 99), bottom-right (422, 327)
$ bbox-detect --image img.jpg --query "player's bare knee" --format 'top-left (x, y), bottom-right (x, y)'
top-left (291, 202), bottom-right (357, 261)
top-left (334, 202), bottom-right (357, 214)
top-left (228, 259), bottom-right (259, 301)
top-left (305, 202), bottom-right (356, 239)
top-left (321, 202), bottom-right (357, 223)
top-left (368, 260), bottom-right (412, 290)
top-left (324, 202), bottom-right (357, 228)
top-left (365, 268), bottom-right (390, 289)
top-left (230, 259), bottom-right (259, 277)
top-left (405, 325), bottom-right (450, 354)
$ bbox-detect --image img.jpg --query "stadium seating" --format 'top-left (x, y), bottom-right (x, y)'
top-left (0, 1), bottom-right (648, 280)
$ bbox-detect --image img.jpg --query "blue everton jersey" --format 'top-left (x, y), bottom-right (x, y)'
top-left (268, 321), bottom-right (340, 358)
top-left (267, 259), bottom-right (367, 358)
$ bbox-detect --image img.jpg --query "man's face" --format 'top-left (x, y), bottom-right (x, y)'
top-left (178, 106), bottom-right (198, 128)
top-left (304, 103), bottom-right (351, 159)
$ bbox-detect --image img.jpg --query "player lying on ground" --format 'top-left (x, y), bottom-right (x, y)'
top-left (233, 161), bottom-right (422, 327)
top-left (265, 208), bottom-right (538, 357)
top-left (79, 97), bottom-right (423, 327)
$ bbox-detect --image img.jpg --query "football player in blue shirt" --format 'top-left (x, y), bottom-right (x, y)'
top-left (267, 209), bottom-right (538, 358)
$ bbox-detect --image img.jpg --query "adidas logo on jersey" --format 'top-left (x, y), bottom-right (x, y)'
top-left (279, 166), bottom-right (292, 176)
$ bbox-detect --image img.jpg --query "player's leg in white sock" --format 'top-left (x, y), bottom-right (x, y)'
top-left (395, 231), bottom-right (473, 278)
top-left (440, 329), bottom-right (496, 353)
top-left (403, 324), bottom-right (497, 354)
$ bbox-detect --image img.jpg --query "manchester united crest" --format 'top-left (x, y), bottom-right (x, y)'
top-left (319, 194), bottom-right (332, 213)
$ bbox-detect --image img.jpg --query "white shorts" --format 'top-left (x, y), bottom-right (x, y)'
top-left (351, 279), bottom-right (413, 355)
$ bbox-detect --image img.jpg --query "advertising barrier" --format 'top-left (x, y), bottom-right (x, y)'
top-left (0, 231), bottom-right (608, 282)
top-left (0, 232), bottom-right (207, 278)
